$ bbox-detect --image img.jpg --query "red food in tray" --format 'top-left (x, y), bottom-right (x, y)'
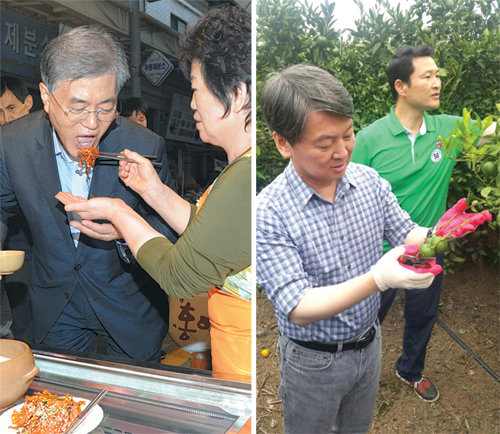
top-left (10, 389), bottom-right (85, 433)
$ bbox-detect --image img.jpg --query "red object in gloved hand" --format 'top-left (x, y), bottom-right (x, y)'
top-left (398, 244), bottom-right (443, 276)
top-left (435, 198), bottom-right (492, 239)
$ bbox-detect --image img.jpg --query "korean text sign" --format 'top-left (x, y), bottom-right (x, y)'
top-left (1, 8), bottom-right (57, 80)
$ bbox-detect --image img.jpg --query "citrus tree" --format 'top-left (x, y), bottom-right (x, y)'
top-left (439, 107), bottom-right (500, 266)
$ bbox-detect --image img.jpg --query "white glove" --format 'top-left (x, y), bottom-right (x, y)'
top-left (371, 246), bottom-right (435, 292)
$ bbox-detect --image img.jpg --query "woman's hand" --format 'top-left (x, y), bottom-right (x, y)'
top-left (55, 192), bottom-right (123, 241)
top-left (56, 192), bottom-right (118, 221)
top-left (118, 149), bottom-right (162, 199)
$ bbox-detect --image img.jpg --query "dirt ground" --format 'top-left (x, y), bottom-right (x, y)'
top-left (256, 263), bottom-right (500, 433)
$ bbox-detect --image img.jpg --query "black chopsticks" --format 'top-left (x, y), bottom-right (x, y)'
top-left (99, 151), bottom-right (158, 160)
top-left (97, 152), bottom-right (162, 167)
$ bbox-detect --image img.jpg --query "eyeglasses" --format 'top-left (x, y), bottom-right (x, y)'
top-left (49, 92), bottom-right (118, 123)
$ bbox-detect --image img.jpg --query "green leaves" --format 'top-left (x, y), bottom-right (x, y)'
top-left (480, 186), bottom-right (492, 198)
top-left (441, 106), bottom-right (500, 271)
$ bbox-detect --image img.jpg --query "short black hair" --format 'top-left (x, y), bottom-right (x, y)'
top-left (387, 45), bottom-right (434, 100)
top-left (178, 6), bottom-right (251, 128)
top-left (121, 97), bottom-right (149, 119)
top-left (0, 75), bottom-right (30, 103)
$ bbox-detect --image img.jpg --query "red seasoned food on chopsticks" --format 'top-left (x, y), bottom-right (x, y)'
top-left (10, 389), bottom-right (85, 434)
top-left (77, 146), bottom-right (100, 176)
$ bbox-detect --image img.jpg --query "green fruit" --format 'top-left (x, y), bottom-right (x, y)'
top-left (435, 239), bottom-right (449, 254)
top-left (430, 236), bottom-right (444, 247)
top-left (419, 244), bottom-right (436, 258)
top-left (278, 29), bottom-right (289, 41)
top-left (481, 161), bottom-right (497, 178)
top-left (316, 36), bottom-right (329, 48)
top-left (423, 26), bottom-right (432, 35)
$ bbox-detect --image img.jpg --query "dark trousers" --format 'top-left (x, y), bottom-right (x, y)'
top-left (378, 254), bottom-right (444, 382)
top-left (39, 285), bottom-right (161, 363)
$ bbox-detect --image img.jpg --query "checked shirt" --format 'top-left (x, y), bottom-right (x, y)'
top-left (256, 161), bottom-right (415, 342)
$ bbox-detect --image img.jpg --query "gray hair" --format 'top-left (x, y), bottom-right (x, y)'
top-left (40, 25), bottom-right (130, 94)
top-left (260, 64), bottom-right (353, 145)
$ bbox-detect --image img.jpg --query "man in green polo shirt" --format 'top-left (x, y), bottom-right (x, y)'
top-left (352, 44), bottom-right (493, 403)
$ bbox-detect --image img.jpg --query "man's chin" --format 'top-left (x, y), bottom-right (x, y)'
top-left (427, 100), bottom-right (440, 110)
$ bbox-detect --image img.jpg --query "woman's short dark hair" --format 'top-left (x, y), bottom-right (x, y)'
top-left (261, 64), bottom-right (353, 146)
top-left (387, 45), bottom-right (434, 100)
top-left (121, 97), bottom-right (149, 119)
top-left (178, 6), bottom-right (251, 128)
top-left (0, 76), bottom-right (30, 103)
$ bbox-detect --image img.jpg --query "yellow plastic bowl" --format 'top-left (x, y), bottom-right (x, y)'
top-left (0, 250), bottom-right (25, 275)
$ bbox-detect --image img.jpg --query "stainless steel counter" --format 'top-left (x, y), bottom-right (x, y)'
top-left (5, 349), bottom-right (251, 433)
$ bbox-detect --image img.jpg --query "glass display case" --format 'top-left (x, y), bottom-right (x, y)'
top-left (2, 347), bottom-right (251, 433)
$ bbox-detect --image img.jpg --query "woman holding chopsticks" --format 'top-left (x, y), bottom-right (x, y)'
top-left (56, 6), bottom-right (251, 382)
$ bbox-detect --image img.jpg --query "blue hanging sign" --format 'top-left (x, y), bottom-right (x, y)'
top-left (0, 8), bottom-right (57, 80)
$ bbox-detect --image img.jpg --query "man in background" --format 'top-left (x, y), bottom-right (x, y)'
top-left (352, 44), bottom-right (495, 402)
top-left (0, 76), bottom-right (33, 126)
top-left (0, 76), bottom-right (34, 341)
top-left (122, 96), bottom-right (149, 128)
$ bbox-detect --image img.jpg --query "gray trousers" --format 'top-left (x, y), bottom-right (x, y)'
top-left (278, 323), bottom-right (381, 434)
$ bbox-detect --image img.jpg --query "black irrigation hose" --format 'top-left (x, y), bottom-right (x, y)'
top-left (436, 317), bottom-right (500, 383)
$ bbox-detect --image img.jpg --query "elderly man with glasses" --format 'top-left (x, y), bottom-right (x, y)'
top-left (0, 25), bottom-right (176, 362)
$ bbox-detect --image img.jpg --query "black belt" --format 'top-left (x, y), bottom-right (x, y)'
top-left (290, 325), bottom-right (376, 353)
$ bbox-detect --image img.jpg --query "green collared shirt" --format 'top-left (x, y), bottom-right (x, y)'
top-left (352, 106), bottom-right (461, 234)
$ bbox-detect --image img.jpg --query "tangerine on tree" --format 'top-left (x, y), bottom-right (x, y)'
top-left (481, 161), bottom-right (497, 178)
top-left (315, 36), bottom-right (329, 48)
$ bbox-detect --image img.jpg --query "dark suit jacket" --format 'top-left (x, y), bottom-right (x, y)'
top-left (0, 111), bottom-right (175, 360)
top-left (5, 212), bottom-right (32, 258)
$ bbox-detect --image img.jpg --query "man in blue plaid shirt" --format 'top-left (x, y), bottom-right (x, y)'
top-left (256, 65), bottom-right (438, 433)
